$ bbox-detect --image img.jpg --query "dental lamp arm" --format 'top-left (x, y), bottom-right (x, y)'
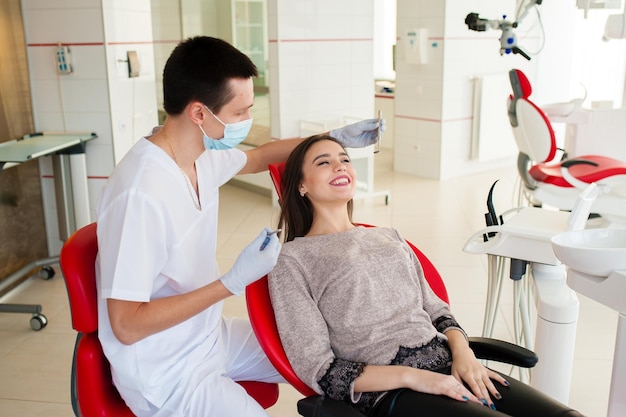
top-left (465, 1), bottom-right (541, 60)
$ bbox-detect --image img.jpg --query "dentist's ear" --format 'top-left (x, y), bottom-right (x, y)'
top-left (188, 101), bottom-right (207, 124)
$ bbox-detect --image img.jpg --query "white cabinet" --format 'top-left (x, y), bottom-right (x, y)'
top-left (232, 0), bottom-right (268, 91)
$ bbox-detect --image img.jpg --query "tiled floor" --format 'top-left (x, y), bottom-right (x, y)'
top-left (0, 151), bottom-right (617, 417)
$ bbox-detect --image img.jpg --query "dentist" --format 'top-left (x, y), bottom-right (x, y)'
top-left (95, 36), bottom-right (382, 417)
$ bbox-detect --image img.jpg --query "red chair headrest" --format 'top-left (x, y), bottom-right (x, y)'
top-left (509, 68), bottom-right (532, 99)
top-left (268, 162), bottom-right (286, 204)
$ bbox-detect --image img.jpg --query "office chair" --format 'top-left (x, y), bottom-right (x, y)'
top-left (507, 68), bottom-right (626, 224)
top-left (244, 162), bottom-right (540, 417)
top-left (59, 222), bottom-right (279, 417)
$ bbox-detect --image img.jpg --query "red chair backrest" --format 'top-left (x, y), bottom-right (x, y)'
top-left (60, 222), bottom-right (135, 417)
top-left (61, 222), bottom-right (99, 333)
top-left (248, 163), bottom-right (450, 397)
top-left (60, 223), bottom-right (278, 416)
top-left (269, 162), bottom-right (286, 206)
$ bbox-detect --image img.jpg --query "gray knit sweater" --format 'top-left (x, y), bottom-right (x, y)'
top-left (268, 226), bottom-right (466, 413)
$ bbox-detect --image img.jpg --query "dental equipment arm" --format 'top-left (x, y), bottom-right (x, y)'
top-left (464, 0), bottom-right (543, 60)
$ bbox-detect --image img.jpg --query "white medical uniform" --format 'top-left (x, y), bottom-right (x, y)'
top-left (96, 136), bottom-right (282, 417)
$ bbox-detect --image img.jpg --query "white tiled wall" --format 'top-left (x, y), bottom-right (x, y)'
top-left (393, 0), bottom-right (625, 180)
top-left (268, 0), bottom-right (375, 140)
top-left (21, 0), bottom-right (158, 255)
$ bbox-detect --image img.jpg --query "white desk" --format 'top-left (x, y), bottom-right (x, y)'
top-left (0, 131), bottom-right (97, 330)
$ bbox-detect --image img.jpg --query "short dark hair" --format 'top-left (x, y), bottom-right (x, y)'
top-left (162, 36), bottom-right (258, 115)
top-left (278, 134), bottom-right (354, 242)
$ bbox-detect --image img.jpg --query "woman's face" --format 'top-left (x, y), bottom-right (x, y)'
top-left (299, 140), bottom-right (356, 204)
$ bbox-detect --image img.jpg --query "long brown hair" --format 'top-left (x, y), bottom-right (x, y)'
top-left (278, 134), bottom-right (354, 242)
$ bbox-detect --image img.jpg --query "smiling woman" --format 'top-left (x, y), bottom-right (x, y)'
top-left (267, 134), bottom-right (586, 417)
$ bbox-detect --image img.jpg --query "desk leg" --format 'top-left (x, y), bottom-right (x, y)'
top-left (52, 154), bottom-right (75, 241)
top-left (69, 153), bottom-right (90, 230)
top-left (52, 153), bottom-right (90, 241)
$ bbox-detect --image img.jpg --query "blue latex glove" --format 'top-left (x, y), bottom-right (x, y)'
top-left (220, 228), bottom-right (281, 296)
top-left (329, 118), bottom-right (386, 148)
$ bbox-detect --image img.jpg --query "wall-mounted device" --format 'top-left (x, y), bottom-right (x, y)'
top-left (55, 44), bottom-right (73, 75)
top-left (604, 12), bottom-right (626, 40)
top-left (577, 0), bottom-right (623, 18)
top-left (404, 28), bottom-right (428, 64)
top-left (127, 50), bottom-right (140, 78)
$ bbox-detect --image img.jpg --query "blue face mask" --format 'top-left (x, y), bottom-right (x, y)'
top-left (200, 106), bottom-right (253, 150)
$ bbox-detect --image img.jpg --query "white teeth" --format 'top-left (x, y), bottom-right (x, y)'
top-left (331, 177), bottom-right (349, 185)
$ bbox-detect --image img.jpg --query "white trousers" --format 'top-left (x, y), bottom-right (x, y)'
top-left (141, 317), bottom-right (284, 417)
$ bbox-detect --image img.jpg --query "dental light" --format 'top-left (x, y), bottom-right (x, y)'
top-left (465, 0), bottom-right (544, 60)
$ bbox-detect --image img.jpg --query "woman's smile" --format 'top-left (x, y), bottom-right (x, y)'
top-left (330, 175), bottom-right (351, 186)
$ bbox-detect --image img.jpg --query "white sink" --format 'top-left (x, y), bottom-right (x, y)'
top-left (551, 228), bottom-right (626, 277)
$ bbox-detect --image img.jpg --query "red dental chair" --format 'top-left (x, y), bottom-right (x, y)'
top-left (59, 222), bottom-right (279, 417)
top-left (507, 68), bottom-right (626, 223)
top-left (245, 162), bottom-right (540, 417)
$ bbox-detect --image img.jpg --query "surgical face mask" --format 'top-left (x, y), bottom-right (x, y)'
top-left (200, 106), bottom-right (253, 150)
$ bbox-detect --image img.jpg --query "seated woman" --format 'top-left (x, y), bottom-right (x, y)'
top-left (268, 134), bottom-right (584, 417)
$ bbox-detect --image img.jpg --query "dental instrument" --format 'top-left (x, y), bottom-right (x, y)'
top-left (260, 229), bottom-right (281, 251)
top-left (374, 110), bottom-right (382, 154)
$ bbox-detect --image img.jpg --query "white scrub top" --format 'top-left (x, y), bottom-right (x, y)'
top-left (95, 136), bottom-right (246, 412)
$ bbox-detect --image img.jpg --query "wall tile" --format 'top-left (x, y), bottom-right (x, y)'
top-left (85, 143), bottom-right (115, 177)
top-left (30, 80), bottom-right (62, 114)
top-left (60, 79), bottom-right (110, 113)
top-left (21, 0), bottom-right (101, 10)
top-left (103, 0), bottom-right (151, 12)
top-left (32, 112), bottom-right (68, 134)
top-left (103, 9), bottom-right (153, 43)
top-left (23, 9), bottom-right (105, 44)
top-left (26, 47), bottom-right (60, 81)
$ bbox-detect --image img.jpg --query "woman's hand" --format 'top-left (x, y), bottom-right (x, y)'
top-left (445, 328), bottom-right (509, 410)
top-left (402, 367), bottom-right (482, 405)
top-left (355, 365), bottom-right (481, 405)
top-left (450, 345), bottom-right (509, 410)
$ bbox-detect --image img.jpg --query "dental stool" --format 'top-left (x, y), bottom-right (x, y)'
top-left (59, 222), bottom-right (279, 417)
top-left (507, 68), bottom-right (626, 224)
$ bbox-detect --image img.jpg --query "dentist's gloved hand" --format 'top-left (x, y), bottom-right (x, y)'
top-left (329, 118), bottom-right (386, 148)
top-left (220, 228), bottom-right (281, 296)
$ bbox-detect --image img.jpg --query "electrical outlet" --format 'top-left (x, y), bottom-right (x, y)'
top-left (56, 45), bottom-right (72, 74)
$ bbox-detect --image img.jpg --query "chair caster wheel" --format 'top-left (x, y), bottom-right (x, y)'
top-left (30, 314), bottom-right (48, 331)
top-left (39, 266), bottom-right (55, 280)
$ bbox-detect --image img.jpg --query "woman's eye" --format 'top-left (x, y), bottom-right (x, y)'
top-left (316, 161), bottom-right (329, 166)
